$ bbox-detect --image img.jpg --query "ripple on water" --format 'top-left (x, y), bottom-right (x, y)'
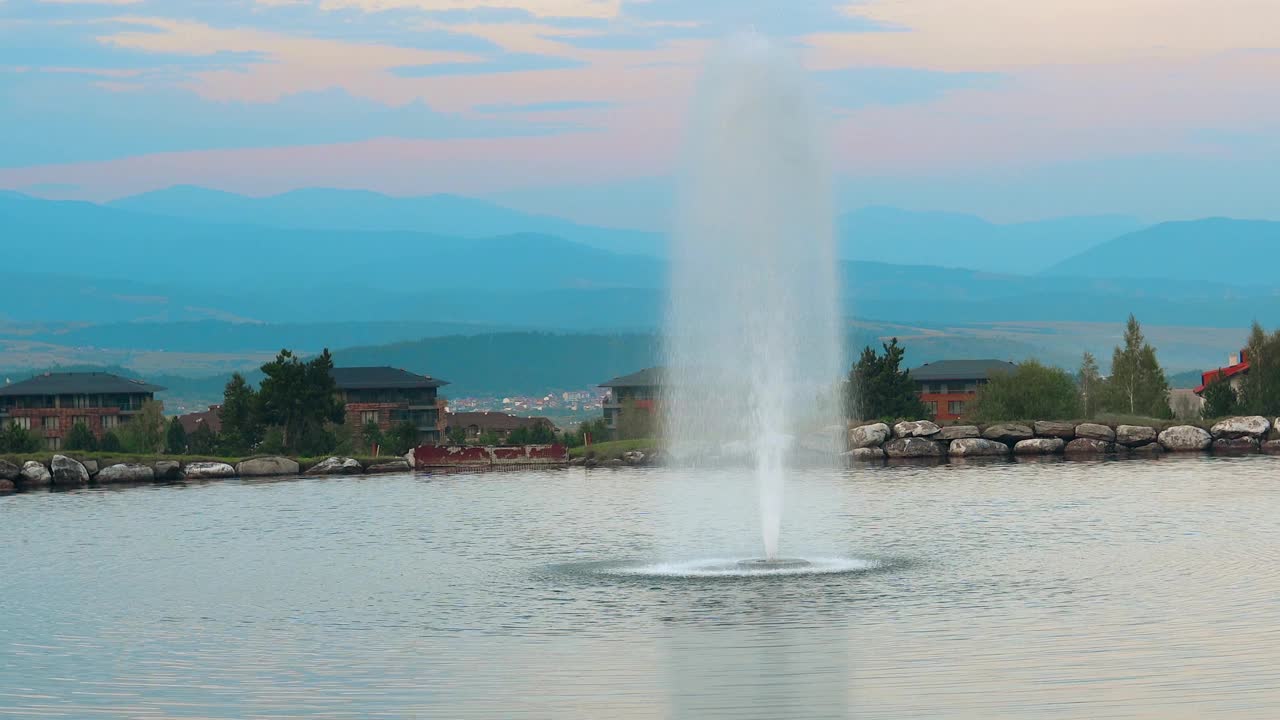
top-left (554, 556), bottom-right (888, 579)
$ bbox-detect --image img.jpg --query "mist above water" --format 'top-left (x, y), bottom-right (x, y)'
top-left (662, 34), bottom-right (844, 560)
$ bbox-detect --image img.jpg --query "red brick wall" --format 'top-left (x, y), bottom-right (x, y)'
top-left (344, 402), bottom-right (403, 432)
top-left (7, 407), bottom-right (131, 440)
top-left (919, 392), bottom-right (977, 422)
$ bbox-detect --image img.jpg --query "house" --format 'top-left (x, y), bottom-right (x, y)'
top-left (909, 359), bottom-right (1017, 422)
top-left (331, 367), bottom-right (449, 445)
top-left (177, 404), bottom-right (223, 436)
top-left (0, 372), bottom-right (165, 450)
top-left (445, 411), bottom-right (558, 444)
top-left (600, 367), bottom-right (663, 434)
top-left (1194, 349), bottom-right (1249, 395)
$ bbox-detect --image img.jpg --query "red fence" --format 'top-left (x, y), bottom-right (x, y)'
top-left (411, 444), bottom-right (569, 470)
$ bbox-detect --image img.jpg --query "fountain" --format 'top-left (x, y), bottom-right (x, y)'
top-left (663, 34), bottom-right (844, 567)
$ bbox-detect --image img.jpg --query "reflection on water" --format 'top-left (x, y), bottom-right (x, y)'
top-left (3, 456), bottom-right (1280, 718)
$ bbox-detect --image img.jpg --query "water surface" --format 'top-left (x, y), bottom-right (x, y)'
top-left (3, 457), bottom-right (1279, 718)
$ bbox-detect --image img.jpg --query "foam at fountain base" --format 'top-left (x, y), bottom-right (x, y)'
top-left (587, 556), bottom-right (881, 579)
top-left (737, 558), bottom-right (811, 569)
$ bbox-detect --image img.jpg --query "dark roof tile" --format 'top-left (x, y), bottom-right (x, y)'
top-left (0, 372), bottom-right (165, 397)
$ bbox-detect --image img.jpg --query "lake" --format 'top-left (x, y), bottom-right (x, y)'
top-left (3, 456), bottom-right (1279, 718)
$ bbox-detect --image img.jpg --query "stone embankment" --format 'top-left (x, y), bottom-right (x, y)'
top-left (0, 455), bottom-right (412, 493)
top-left (845, 417), bottom-right (1280, 462)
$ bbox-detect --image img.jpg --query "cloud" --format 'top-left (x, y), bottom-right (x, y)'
top-left (816, 67), bottom-right (1002, 110)
top-left (267, 0), bottom-right (622, 19)
top-left (475, 99), bottom-right (611, 112)
top-left (392, 52), bottom-right (584, 75)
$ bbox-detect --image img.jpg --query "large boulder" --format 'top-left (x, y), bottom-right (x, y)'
top-left (236, 456), bottom-right (300, 477)
top-left (1262, 440), bottom-right (1280, 454)
top-left (844, 447), bottom-right (886, 462)
top-left (1213, 437), bottom-right (1259, 453)
top-left (849, 423), bottom-right (890, 449)
top-left (19, 461), bottom-right (51, 488)
top-left (1210, 416), bottom-right (1271, 440)
top-left (305, 457), bottom-right (363, 476)
top-left (365, 458), bottom-right (413, 474)
top-left (982, 423), bottom-right (1033, 443)
top-left (0, 459), bottom-right (19, 481)
top-left (50, 455), bottom-right (89, 487)
top-left (937, 425), bottom-right (980, 440)
top-left (1033, 421), bottom-right (1075, 439)
top-left (153, 460), bottom-right (182, 481)
top-left (893, 421), bottom-right (940, 438)
top-left (0, 478), bottom-right (13, 494)
top-left (96, 463), bottom-right (155, 484)
top-left (1074, 423), bottom-right (1116, 442)
top-left (883, 437), bottom-right (945, 458)
top-left (1064, 438), bottom-right (1115, 455)
top-left (1116, 425), bottom-right (1157, 447)
top-left (1129, 442), bottom-right (1165, 455)
top-left (1014, 438), bottom-right (1066, 455)
top-left (1158, 426), bottom-right (1212, 452)
top-left (184, 461), bottom-right (236, 479)
top-left (80, 459), bottom-right (99, 476)
top-left (949, 438), bottom-right (1011, 457)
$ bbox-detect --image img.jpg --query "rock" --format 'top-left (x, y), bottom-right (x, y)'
top-left (50, 455), bottom-right (89, 487)
top-left (305, 457), bottom-right (363, 476)
top-left (583, 457), bottom-right (599, 468)
top-left (1213, 437), bottom-right (1259, 453)
top-left (603, 458), bottom-right (625, 467)
top-left (1064, 438), bottom-right (1115, 455)
top-left (1033, 421), bottom-right (1076, 439)
top-left (937, 425), bottom-right (980, 440)
top-left (1210, 416), bottom-right (1271, 439)
top-left (365, 458), bottom-right (412, 474)
top-left (1158, 425), bottom-right (1212, 452)
top-left (183, 461), bottom-right (236, 479)
top-left (948, 438), bottom-right (1011, 457)
top-left (884, 437), bottom-right (945, 458)
top-left (96, 463), bottom-right (155, 484)
top-left (849, 423), bottom-right (891, 448)
top-left (1262, 440), bottom-right (1280, 454)
top-left (153, 460), bottom-right (182, 481)
top-left (1074, 423), bottom-right (1116, 442)
top-left (19, 461), bottom-right (51, 488)
top-left (569, 456), bottom-right (587, 466)
top-left (1116, 425), bottom-right (1157, 447)
top-left (892, 420), bottom-right (940, 438)
top-left (621, 451), bottom-right (647, 466)
top-left (844, 447), bottom-right (885, 461)
top-left (80, 459), bottom-right (99, 476)
top-left (0, 459), bottom-right (19, 481)
top-left (236, 456), bottom-right (301, 477)
top-left (1128, 442), bottom-right (1165, 455)
top-left (982, 423), bottom-right (1033, 443)
top-left (1014, 438), bottom-right (1066, 455)
top-left (0, 479), bottom-right (13, 493)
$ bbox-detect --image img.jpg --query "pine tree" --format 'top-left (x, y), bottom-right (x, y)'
top-left (165, 417), bottom-right (187, 455)
top-left (1201, 370), bottom-right (1238, 419)
top-left (1238, 322), bottom-right (1280, 415)
top-left (64, 422), bottom-right (98, 452)
top-left (1103, 314), bottom-right (1172, 418)
top-left (1077, 351), bottom-right (1101, 419)
top-left (847, 338), bottom-right (927, 421)
top-left (220, 373), bottom-right (261, 454)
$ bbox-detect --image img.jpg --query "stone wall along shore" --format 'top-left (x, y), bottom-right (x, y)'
top-left (846, 416), bottom-right (1280, 461)
top-left (0, 454), bottom-right (413, 493)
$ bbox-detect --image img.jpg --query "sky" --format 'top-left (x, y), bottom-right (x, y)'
top-left (2, 0), bottom-right (1279, 227)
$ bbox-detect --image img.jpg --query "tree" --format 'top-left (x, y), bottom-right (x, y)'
top-left (220, 373), bottom-right (262, 454)
top-left (446, 426), bottom-right (467, 446)
top-left (507, 426), bottom-right (530, 445)
top-left (385, 421), bottom-right (420, 455)
top-left (968, 360), bottom-right (1083, 421)
top-left (100, 431), bottom-right (122, 453)
top-left (64, 422), bottom-right (98, 452)
top-left (1101, 314), bottom-right (1172, 418)
top-left (165, 417), bottom-right (187, 455)
top-left (0, 423), bottom-right (43, 454)
top-left (847, 338), bottom-right (927, 421)
top-left (477, 430), bottom-right (500, 446)
top-left (362, 420), bottom-right (384, 454)
top-left (257, 349), bottom-right (343, 454)
top-left (1201, 370), bottom-right (1238, 419)
top-left (1238, 322), bottom-right (1280, 416)
top-left (188, 423), bottom-right (217, 455)
top-left (615, 401), bottom-right (655, 440)
top-left (1078, 351), bottom-right (1102, 419)
top-left (118, 400), bottom-right (165, 454)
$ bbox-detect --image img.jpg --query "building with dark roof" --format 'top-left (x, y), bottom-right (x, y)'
top-left (909, 360), bottom-right (1017, 421)
top-left (445, 411), bottom-right (557, 444)
top-left (177, 404), bottom-right (223, 437)
top-left (599, 367), bottom-right (664, 436)
top-left (332, 366), bottom-right (449, 445)
top-left (0, 372), bottom-right (166, 450)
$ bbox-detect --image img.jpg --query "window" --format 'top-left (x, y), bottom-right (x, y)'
top-left (43, 416), bottom-right (59, 431)
top-left (46, 436), bottom-right (61, 451)
top-left (924, 401), bottom-right (938, 415)
top-left (71, 395), bottom-right (90, 409)
top-left (101, 415), bottom-right (120, 430)
top-left (11, 417), bottom-right (31, 430)
top-left (948, 401), bottom-right (966, 415)
top-left (360, 410), bottom-right (379, 425)
top-left (72, 416), bottom-right (90, 429)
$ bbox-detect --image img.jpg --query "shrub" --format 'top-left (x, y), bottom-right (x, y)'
top-left (64, 422), bottom-right (98, 452)
top-left (968, 360), bottom-right (1083, 421)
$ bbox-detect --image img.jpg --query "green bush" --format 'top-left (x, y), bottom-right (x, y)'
top-left (64, 422), bottom-right (98, 452)
top-left (968, 360), bottom-right (1083, 421)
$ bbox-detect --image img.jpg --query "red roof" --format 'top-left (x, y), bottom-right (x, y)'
top-left (1195, 355), bottom-right (1249, 394)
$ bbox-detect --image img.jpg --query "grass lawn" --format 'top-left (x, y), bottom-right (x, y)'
top-left (569, 438), bottom-right (657, 460)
